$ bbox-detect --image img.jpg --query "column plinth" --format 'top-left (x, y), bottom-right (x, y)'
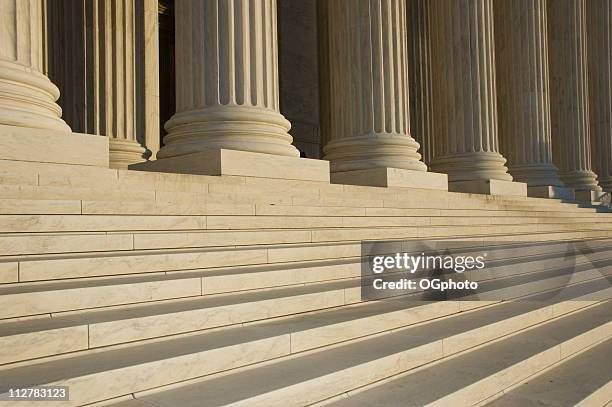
top-left (548, 0), bottom-right (601, 199)
top-left (156, 0), bottom-right (299, 160)
top-left (428, 0), bottom-right (521, 195)
top-left (0, 0), bottom-right (69, 132)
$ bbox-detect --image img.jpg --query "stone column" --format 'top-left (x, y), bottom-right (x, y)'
top-left (103, 0), bottom-right (147, 168)
top-left (0, 0), bottom-right (69, 131)
top-left (47, 0), bottom-right (146, 169)
top-left (157, 0), bottom-right (299, 159)
top-left (407, 0), bottom-right (434, 166)
top-left (323, 0), bottom-right (427, 174)
top-left (494, 0), bottom-right (571, 199)
top-left (428, 0), bottom-right (522, 196)
top-left (586, 0), bottom-right (612, 193)
top-left (548, 0), bottom-right (600, 199)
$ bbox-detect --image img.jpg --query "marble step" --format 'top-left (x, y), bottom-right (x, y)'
top-left (485, 337), bottom-right (612, 407)
top-left (0, 210), bottom-right (608, 234)
top-left (324, 303), bottom-right (612, 407)
top-left (1, 258), bottom-right (607, 367)
top-left (3, 223), bottom-right (612, 257)
top-left (3, 239), bottom-right (610, 320)
top-left (105, 297), bottom-right (611, 407)
top-left (5, 232), bottom-right (610, 284)
top-left (0, 195), bottom-right (597, 217)
top-left (0, 279), bottom-right (607, 407)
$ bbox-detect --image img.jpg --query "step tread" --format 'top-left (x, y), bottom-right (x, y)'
top-left (486, 338), bottom-right (612, 407)
top-left (0, 281), bottom-right (607, 405)
top-left (118, 301), bottom-right (611, 407)
top-left (325, 303), bottom-right (611, 407)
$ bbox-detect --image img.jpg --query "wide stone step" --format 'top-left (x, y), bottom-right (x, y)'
top-left (5, 232), bottom-right (611, 285)
top-left (0, 279), bottom-right (607, 407)
top-left (3, 239), bottom-right (610, 320)
top-left (104, 297), bottom-right (610, 407)
top-left (3, 223), bottom-right (612, 257)
top-left (1, 257), bottom-right (607, 367)
top-left (325, 303), bottom-right (611, 407)
top-left (0, 194), bottom-right (597, 218)
top-left (485, 337), bottom-right (612, 407)
top-left (0, 210), bottom-right (608, 234)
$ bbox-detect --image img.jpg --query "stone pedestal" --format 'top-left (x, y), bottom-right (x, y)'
top-left (586, 0), bottom-right (612, 194)
top-left (157, 0), bottom-right (299, 161)
top-left (494, 0), bottom-right (566, 198)
top-left (527, 186), bottom-right (575, 201)
top-left (449, 180), bottom-right (528, 197)
top-left (331, 168), bottom-right (447, 190)
top-left (0, 0), bottom-right (69, 132)
top-left (131, 149), bottom-right (329, 182)
top-left (548, 0), bottom-right (601, 195)
top-left (428, 0), bottom-right (521, 195)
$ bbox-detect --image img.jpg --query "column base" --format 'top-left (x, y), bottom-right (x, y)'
top-left (129, 149), bottom-right (330, 182)
top-left (109, 139), bottom-right (147, 170)
top-left (449, 179), bottom-right (527, 197)
top-left (527, 185), bottom-right (575, 200)
top-left (330, 168), bottom-right (448, 190)
top-left (0, 124), bottom-right (109, 167)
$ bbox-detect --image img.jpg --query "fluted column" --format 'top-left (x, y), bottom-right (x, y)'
top-left (104, 0), bottom-right (146, 168)
top-left (0, 0), bottom-right (69, 131)
top-left (429, 0), bottom-right (511, 182)
top-left (157, 0), bottom-right (298, 159)
top-left (586, 0), bottom-right (612, 193)
top-left (407, 0), bottom-right (434, 166)
top-left (322, 0), bottom-right (426, 173)
top-left (47, 0), bottom-right (146, 169)
top-left (494, 0), bottom-right (563, 188)
top-left (547, 0), bottom-right (600, 192)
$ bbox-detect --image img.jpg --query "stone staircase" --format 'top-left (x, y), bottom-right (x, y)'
top-left (0, 159), bottom-right (610, 406)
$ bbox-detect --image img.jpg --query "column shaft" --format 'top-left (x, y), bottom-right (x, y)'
top-left (158, 0), bottom-right (298, 159)
top-left (429, 0), bottom-right (511, 182)
top-left (547, 0), bottom-right (599, 191)
top-left (494, 0), bottom-right (563, 187)
top-left (47, 0), bottom-right (146, 168)
top-left (323, 0), bottom-right (426, 173)
top-left (586, 0), bottom-right (612, 193)
top-left (0, 0), bottom-right (69, 131)
top-left (407, 0), bottom-right (434, 165)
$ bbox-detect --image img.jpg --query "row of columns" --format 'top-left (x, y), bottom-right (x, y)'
top-left (1, 0), bottom-right (611, 196)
